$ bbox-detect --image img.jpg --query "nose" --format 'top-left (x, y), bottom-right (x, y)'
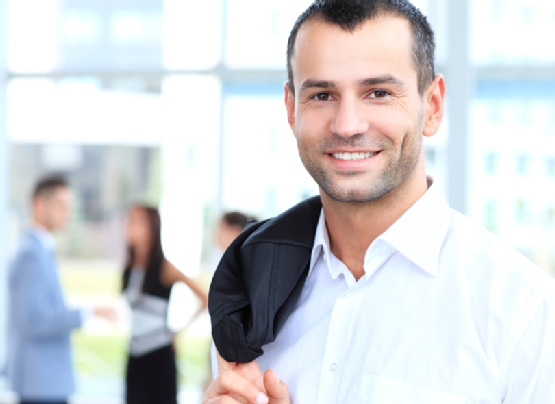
top-left (330, 97), bottom-right (369, 138)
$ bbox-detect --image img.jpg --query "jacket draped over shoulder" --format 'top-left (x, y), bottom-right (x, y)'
top-left (209, 196), bottom-right (322, 363)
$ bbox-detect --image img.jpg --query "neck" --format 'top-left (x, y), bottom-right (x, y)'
top-left (321, 166), bottom-right (428, 281)
top-left (133, 245), bottom-right (150, 268)
top-left (33, 216), bottom-right (52, 233)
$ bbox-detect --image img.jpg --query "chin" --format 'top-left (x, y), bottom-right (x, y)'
top-left (321, 181), bottom-right (394, 203)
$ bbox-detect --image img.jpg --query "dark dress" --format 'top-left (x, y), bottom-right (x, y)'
top-left (124, 262), bottom-right (177, 404)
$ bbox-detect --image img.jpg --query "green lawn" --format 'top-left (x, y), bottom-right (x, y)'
top-left (73, 331), bottom-right (212, 387)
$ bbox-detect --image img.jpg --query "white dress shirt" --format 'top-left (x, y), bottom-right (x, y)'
top-left (212, 182), bottom-right (555, 403)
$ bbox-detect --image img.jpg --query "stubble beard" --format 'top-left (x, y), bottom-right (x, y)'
top-left (298, 117), bottom-right (424, 203)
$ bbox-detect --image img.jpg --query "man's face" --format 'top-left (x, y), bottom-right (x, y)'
top-left (216, 220), bottom-right (243, 252)
top-left (35, 187), bottom-right (71, 232)
top-left (286, 16), bottom-right (432, 203)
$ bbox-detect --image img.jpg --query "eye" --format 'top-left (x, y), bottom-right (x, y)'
top-left (311, 93), bottom-right (332, 101)
top-left (369, 90), bottom-right (390, 99)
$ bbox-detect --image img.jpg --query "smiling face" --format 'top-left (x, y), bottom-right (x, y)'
top-left (286, 16), bottom-right (439, 203)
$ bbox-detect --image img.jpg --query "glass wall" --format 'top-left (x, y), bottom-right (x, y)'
top-left (469, 0), bottom-right (555, 273)
top-left (1, 0), bottom-right (555, 403)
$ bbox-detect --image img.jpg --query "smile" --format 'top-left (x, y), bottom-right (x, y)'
top-left (331, 152), bottom-right (379, 161)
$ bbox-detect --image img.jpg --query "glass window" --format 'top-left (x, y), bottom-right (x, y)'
top-left (110, 10), bottom-right (163, 46)
top-left (549, 104), bottom-right (555, 132)
top-left (225, 0), bottom-right (313, 68)
top-left (425, 149), bottom-right (436, 171)
top-left (221, 88), bottom-right (318, 218)
top-left (162, 0), bottom-right (222, 70)
top-left (484, 151), bottom-right (498, 175)
top-left (484, 199), bottom-right (497, 233)
top-left (515, 199), bottom-right (531, 225)
top-left (546, 157), bottom-right (555, 178)
top-left (515, 153), bottom-right (530, 176)
top-left (7, 0), bottom-right (60, 72)
top-left (8, 0), bottom-right (169, 72)
top-left (546, 207), bottom-right (555, 228)
top-left (63, 10), bottom-right (102, 45)
top-left (472, 0), bottom-right (555, 65)
top-left (7, 78), bottom-right (167, 145)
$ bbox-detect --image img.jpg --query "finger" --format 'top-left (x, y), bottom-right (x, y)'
top-left (205, 369), bottom-right (269, 404)
top-left (236, 361), bottom-right (265, 392)
top-left (204, 397), bottom-right (242, 404)
top-left (264, 369), bottom-right (289, 403)
top-left (216, 349), bottom-right (234, 373)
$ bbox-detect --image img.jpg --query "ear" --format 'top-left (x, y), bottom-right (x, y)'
top-left (422, 74), bottom-right (445, 138)
top-left (284, 82), bottom-right (296, 133)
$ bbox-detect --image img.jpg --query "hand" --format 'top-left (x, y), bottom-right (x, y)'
top-left (93, 306), bottom-right (118, 322)
top-left (203, 351), bottom-right (289, 404)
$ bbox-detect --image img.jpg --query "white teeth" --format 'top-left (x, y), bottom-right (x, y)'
top-left (332, 152), bottom-right (377, 161)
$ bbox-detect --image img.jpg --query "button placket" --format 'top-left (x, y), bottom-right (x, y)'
top-left (316, 293), bottom-right (356, 404)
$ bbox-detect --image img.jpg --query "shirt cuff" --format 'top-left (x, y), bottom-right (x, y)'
top-left (80, 307), bottom-right (93, 324)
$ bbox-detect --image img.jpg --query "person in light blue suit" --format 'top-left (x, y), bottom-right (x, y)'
top-left (5, 175), bottom-right (114, 404)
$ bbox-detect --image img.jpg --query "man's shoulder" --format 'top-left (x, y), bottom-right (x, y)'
top-left (242, 195), bottom-right (322, 250)
top-left (13, 231), bottom-right (43, 257)
top-left (448, 210), bottom-right (555, 296)
top-left (10, 232), bottom-right (47, 276)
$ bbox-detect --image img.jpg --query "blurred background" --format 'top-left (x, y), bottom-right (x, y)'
top-left (0, 0), bottom-right (554, 403)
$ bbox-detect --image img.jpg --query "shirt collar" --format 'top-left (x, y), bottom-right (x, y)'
top-left (309, 209), bottom-right (331, 277)
top-left (32, 222), bottom-right (56, 252)
top-left (379, 179), bottom-right (451, 277)
top-left (309, 178), bottom-right (451, 279)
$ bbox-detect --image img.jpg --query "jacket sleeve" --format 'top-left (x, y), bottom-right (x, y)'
top-left (10, 250), bottom-right (82, 340)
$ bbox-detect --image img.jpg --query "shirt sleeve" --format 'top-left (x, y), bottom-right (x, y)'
top-left (80, 306), bottom-right (93, 324)
top-left (502, 289), bottom-right (555, 403)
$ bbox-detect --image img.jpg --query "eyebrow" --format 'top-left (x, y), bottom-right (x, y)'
top-left (358, 75), bottom-right (406, 89)
top-left (299, 79), bottom-right (337, 92)
top-left (298, 75), bottom-right (407, 93)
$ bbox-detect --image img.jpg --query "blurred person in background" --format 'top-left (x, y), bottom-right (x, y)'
top-left (123, 203), bottom-right (208, 404)
top-left (215, 211), bottom-right (255, 252)
top-left (5, 174), bottom-right (116, 404)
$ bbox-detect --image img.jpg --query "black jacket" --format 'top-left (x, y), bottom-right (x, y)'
top-left (209, 196), bottom-right (322, 363)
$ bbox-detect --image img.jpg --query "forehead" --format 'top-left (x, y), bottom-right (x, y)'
top-left (46, 186), bottom-right (69, 201)
top-left (291, 16), bottom-right (416, 88)
top-left (129, 206), bottom-right (148, 218)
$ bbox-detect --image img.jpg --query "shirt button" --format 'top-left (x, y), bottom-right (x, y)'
top-left (346, 291), bottom-right (356, 299)
top-left (330, 363), bottom-right (337, 371)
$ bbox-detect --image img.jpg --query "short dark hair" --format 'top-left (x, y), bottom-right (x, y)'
top-left (286, 0), bottom-right (436, 96)
top-left (32, 174), bottom-right (68, 201)
top-left (222, 211), bottom-right (255, 230)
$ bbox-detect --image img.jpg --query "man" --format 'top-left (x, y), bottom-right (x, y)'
top-left (215, 211), bottom-right (255, 253)
top-left (205, 1), bottom-right (555, 403)
top-left (5, 175), bottom-right (114, 404)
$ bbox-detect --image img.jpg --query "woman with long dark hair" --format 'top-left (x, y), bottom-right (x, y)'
top-left (123, 204), bottom-right (208, 404)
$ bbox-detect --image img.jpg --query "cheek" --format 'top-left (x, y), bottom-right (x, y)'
top-left (127, 222), bottom-right (144, 241)
top-left (370, 108), bottom-right (416, 147)
top-left (295, 110), bottom-right (330, 145)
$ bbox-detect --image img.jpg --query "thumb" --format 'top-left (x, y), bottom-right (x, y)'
top-left (264, 369), bottom-right (289, 403)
